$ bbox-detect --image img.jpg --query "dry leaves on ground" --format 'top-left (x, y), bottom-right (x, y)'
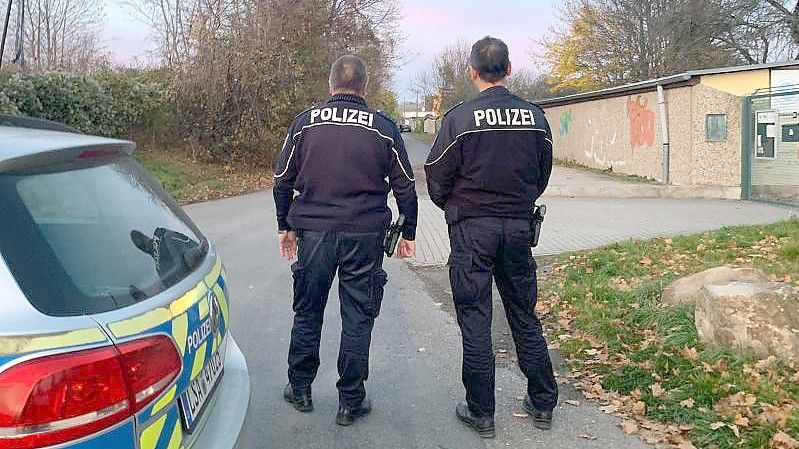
top-left (771, 431), bottom-right (799, 449)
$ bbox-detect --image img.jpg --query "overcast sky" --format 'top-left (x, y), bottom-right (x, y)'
top-left (101, 0), bottom-right (562, 100)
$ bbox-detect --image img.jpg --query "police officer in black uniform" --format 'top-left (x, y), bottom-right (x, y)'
top-left (424, 37), bottom-right (558, 438)
top-left (274, 55), bottom-right (418, 426)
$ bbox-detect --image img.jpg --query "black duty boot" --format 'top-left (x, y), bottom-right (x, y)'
top-left (283, 383), bottom-right (313, 412)
top-left (523, 395), bottom-right (553, 430)
top-left (455, 402), bottom-right (495, 438)
top-left (335, 398), bottom-right (372, 426)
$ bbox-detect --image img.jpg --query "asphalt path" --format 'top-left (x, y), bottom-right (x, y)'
top-left (186, 190), bottom-right (651, 449)
top-left (185, 133), bottom-right (793, 449)
top-left (401, 132), bottom-right (432, 168)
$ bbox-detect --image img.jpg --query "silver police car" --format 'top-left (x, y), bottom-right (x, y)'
top-left (0, 117), bottom-right (249, 449)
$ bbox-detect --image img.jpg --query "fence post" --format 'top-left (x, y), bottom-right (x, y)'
top-left (740, 96), bottom-right (752, 200)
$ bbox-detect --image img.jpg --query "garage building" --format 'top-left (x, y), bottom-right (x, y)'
top-left (538, 61), bottom-right (799, 204)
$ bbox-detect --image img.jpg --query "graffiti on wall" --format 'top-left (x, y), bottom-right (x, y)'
top-left (559, 109), bottom-right (573, 136)
top-left (627, 96), bottom-right (655, 148)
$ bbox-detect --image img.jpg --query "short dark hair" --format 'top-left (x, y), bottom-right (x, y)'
top-left (329, 55), bottom-right (368, 93)
top-left (469, 36), bottom-right (510, 83)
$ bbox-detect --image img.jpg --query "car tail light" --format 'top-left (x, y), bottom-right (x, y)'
top-left (0, 336), bottom-right (182, 449)
top-left (117, 336), bottom-right (182, 412)
top-left (77, 149), bottom-right (120, 159)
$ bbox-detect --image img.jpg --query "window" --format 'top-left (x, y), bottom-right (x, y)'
top-left (706, 114), bottom-right (727, 141)
top-left (755, 111), bottom-right (777, 159)
top-left (0, 155), bottom-right (208, 316)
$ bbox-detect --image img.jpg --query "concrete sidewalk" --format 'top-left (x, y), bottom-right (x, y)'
top-left (409, 196), bottom-right (795, 266)
top-left (401, 135), bottom-right (795, 267)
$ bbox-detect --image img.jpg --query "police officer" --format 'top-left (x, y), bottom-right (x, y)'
top-left (424, 37), bottom-right (558, 438)
top-left (273, 55), bottom-right (418, 426)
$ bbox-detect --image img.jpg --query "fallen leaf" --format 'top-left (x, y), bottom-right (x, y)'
top-left (417, 347), bottom-right (426, 353)
top-left (512, 412), bottom-right (529, 418)
top-left (579, 434), bottom-right (598, 440)
top-left (758, 403), bottom-right (795, 428)
top-left (650, 383), bottom-right (665, 398)
top-left (771, 431), bottom-right (799, 449)
top-left (710, 422), bottom-right (726, 430)
top-left (600, 404), bottom-right (619, 414)
top-left (632, 401), bottom-right (647, 416)
top-left (640, 257), bottom-right (653, 266)
top-left (621, 420), bottom-right (639, 434)
top-left (735, 416), bottom-right (750, 427)
top-left (565, 399), bottom-right (580, 406)
top-left (681, 347), bottom-right (699, 360)
top-left (679, 398), bottom-right (695, 408)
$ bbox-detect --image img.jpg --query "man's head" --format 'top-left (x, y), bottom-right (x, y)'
top-left (329, 55), bottom-right (368, 96)
top-left (468, 36), bottom-right (512, 88)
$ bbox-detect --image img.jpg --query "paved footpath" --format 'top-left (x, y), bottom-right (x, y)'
top-left (187, 191), bottom-right (651, 449)
top-left (183, 135), bottom-right (794, 449)
top-left (403, 134), bottom-right (796, 266)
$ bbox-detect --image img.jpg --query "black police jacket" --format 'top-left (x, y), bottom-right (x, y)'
top-left (274, 93), bottom-right (418, 240)
top-left (424, 86), bottom-right (553, 222)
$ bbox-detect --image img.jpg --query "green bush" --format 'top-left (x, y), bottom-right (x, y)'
top-left (0, 71), bottom-right (171, 138)
top-left (0, 92), bottom-right (19, 114)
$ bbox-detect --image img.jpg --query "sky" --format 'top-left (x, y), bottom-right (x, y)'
top-left (101, 0), bottom-right (562, 100)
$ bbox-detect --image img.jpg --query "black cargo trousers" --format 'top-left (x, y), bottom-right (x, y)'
top-left (448, 217), bottom-right (558, 417)
top-left (287, 229), bottom-right (387, 407)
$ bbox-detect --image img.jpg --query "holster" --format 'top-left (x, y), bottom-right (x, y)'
top-left (530, 205), bottom-right (546, 248)
top-left (531, 218), bottom-right (542, 248)
top-left (383, 214), bottom-right (405, 257)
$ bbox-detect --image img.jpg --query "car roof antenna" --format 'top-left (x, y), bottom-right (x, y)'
top-left (0, 0), bottom-right (12, 71)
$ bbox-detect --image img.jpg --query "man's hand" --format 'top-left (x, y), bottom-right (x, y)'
top-left (396, 238), bottom-right (415, 259)
top-left (279, 231), bottom-right (298, 261)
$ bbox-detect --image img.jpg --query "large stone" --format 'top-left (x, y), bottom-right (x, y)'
top-left (661, 267), bottom-right (769, 305)
top-left (695, 282), bottom-right (799, 361)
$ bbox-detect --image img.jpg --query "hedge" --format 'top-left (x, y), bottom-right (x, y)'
top-left (0, 71), bottom-right (171, 138)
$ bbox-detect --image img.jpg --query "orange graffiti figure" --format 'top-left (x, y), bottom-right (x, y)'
top-left (627, 96), bottom-right (655, 148)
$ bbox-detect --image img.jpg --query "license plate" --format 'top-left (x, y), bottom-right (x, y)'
top-left (178, 345), bottom-right (225, 431)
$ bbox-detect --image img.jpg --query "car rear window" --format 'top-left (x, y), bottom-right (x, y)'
top-left (0, 155), bottom-right (208, 316)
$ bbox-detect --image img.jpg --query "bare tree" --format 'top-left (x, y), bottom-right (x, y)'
top-left (141, 0), bottom-right (402, 164)
top-left (715, 0), bottom-right (797, 63)
top-left (506, 69), bottom-right (561, 101)
top-left (542, 0), bottom-right (799, 92)
top-left (8, 0), bottom-right (107, 71)
top-left (760, 0), bottom-right (799, 57)
top-left (433, 40), bottom-right (474, 110)
top-left (122, 0), bottom-right (238, 68)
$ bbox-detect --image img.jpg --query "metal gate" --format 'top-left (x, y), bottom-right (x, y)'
top-left (742, 87), bottom-right (799, 206)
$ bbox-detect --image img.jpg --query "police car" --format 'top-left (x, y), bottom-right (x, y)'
top-left (0, 116), bottom-right (250, 449)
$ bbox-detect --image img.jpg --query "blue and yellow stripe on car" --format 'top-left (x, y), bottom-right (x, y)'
top-left (0, 256), bottom-right (229, 449)
top-left (0, 326), bottom-right (109, 357)
top-left (0, 326), bottom-right (111, 377)
top-left (132, 256), bottom-right (230, 449)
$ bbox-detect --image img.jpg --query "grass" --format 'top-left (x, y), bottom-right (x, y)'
top-left (555, 157), bottom-right (659, 184)
top-left (541, 219), bottom-right (799, 448)
top-left (135, 146), bottom-right (273, 204)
